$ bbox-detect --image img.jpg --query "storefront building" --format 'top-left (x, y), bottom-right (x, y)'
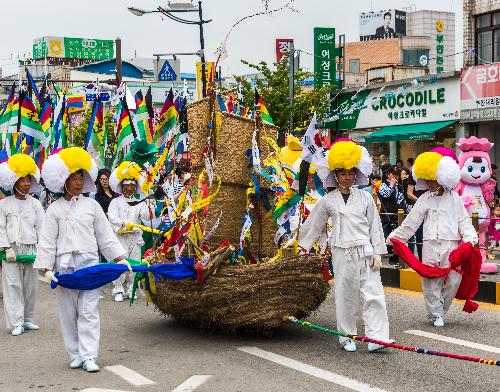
top-left (336, 72), bottom-right (461, 168)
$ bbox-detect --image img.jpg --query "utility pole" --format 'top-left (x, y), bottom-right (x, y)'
top-left (198, 1), bottom-right (207, 98)
top-left (288, 43), bottom-right (295, 136)
top-left (115, 37), bottom-right (122, 86)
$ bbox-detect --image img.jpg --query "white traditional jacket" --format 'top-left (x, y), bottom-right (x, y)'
top-left (0, 195), bottom-right (44, 248)
top-left (389, 191), bottom-right (478, 243)
top-left (34, 196), bottom-right (125, 271)
top-left (107, 195), bottom-right (152, 235)
top-left (299, 188), bottom-right (387, 255)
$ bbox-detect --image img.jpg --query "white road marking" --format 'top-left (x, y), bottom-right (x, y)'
top-left (104, 365), bottom-right (156, 386)
top-left (405, 330), bottom-right (500, 354)
top-left (171, 375), bottom-right (213, 392)
top-left (238, 346), bottom-right (387, 392)
top-left (80, 389), bottom-right (132, 392)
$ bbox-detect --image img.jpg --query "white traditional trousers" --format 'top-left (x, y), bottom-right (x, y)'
top-left (2, 244), bottom-right (38, 331)
top-left (332, 246), bottom-right (390, 345)
top-left (55, 286), bottom-right (100, 361)
top-left (421, 240), bottom-right (462, 319)
top-left (112, 232), bottom-right (142, 296)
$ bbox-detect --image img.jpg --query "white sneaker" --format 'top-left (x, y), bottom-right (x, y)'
top-left (114, 293), bottom-right (123, 302)
top-left (23, 321), bottom-right (40, 331)
top-left (70, 358), bottom-right (83, 369)
top-left (433, 316), bottom-right (445, 327)
top-left (11, 325), bottom-right (24, 336)
top-left (82, 359), bottom-right (100, 373)
top-left (342, 339), bottom-right (357, 352)
top-left (368, 339), bottom-right (395, 352)
top-left (127, 292), bottom-right (138, 300)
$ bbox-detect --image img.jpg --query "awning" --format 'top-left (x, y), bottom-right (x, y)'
top-left (364, 120), bottom-right (457, 144)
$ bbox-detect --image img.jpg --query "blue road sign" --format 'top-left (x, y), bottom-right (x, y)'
top-left (158, 59), bottom-right (177, 81)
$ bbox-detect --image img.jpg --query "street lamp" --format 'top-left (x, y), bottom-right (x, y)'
top-left (128, 1), bottom-right (212, 98)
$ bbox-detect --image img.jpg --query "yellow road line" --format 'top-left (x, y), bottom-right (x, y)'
top-left (384, 286), bottom-right (500, 312)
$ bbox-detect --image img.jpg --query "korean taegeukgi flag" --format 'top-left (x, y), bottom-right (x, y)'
top-left (300, 113), bottom-right (326, 166)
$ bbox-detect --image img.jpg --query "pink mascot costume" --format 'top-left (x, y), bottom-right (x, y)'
top-left (455, 136), bottom-right (497, 274)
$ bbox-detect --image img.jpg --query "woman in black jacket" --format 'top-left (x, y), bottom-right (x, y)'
top-left (94, 169), bottom-right (117, 214)
top-left (378, 166), bottom-right (409, 264)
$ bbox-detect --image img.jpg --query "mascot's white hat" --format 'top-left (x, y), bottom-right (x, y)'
top-left (109, 160), bottom-right (145, 197)
top-left (316, 138), bottom-right (372, 188)
top-left (412, 148), bottom-right (461, 191)
top-left (0, 153), bottom-right (41, 193)
top-left (41, 147), bottom-right (98, 193)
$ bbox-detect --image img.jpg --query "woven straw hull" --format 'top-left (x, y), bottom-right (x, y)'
top-left (151, 255), bottom-right (330, 331)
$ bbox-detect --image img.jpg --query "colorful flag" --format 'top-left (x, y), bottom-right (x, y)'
top-left (39, 101), bottom-right (52, 139)
top-left (133, 90), bottom-right (153, 143)
top-left (52, 94), bottom-right (68, 150)
top-left (0, 84), bottom-right (16, 134)
top-left (85, 99), bottom-right (106, 167)
top-left (145, 86), bottom-right (155, 142)
top-left (2, 132), bottom-right (17, 157)
top-left (115, 101), bottom-right (135, 155)
top-left (26, 69), bottom-right (43, 113)
top-left (66, 94), bottom-right (85, 111)
top-left (217, 94), bottom-right (227, 112)
top-left (154, 89), bottom-right (178, 147)
top-left (254, 89), bottom-right (274, 125)
top-left (19, 94), bottom-right (49, 147)
top-left (227, 95), bottom-right (234, 113)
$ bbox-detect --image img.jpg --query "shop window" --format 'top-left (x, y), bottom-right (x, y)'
top-left (349, 59), bottom-right (360, 73)
top-left (477, 14), bottom-right (491, 28)
top-left (402, 49), bottom-right (430, 66)
top-left (493, 12), bottom-right (500, 25)
top-left (478, 31), bottom-right (493, 63)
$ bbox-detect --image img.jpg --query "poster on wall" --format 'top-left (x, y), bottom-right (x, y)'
top-left (359, 10), bottom-right (406, 41)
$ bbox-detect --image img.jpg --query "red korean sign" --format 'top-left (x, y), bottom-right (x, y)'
top-left (276, 38), bottom-right (294, 63)
top-left (461, 64), bottom-right (500, 122)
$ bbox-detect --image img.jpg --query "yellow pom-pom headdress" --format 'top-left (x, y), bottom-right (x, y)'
top-left (280, 135), bottom-right (303, 166)
top-left (109, 161), bottom-right (145, 196)
top-left (316, 139), bottom-right (373, 188)
top-left (41, 147), bottom-right (98, 193)
top-left (413, 149), bottom-right (460, 191)
top-left (0, 154), bottom-right (41, 193)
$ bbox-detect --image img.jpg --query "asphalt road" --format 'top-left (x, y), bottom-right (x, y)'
top-left (0, 278), bottom-right (499, 392)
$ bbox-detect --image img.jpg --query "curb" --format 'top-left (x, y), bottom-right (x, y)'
top-left (380, 266), bottom-right (500, 305)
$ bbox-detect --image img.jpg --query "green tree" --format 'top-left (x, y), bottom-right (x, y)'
top-left (70, 107), bottom-right (116, 158)
top-left (235, 58), bottom-right (332, 146)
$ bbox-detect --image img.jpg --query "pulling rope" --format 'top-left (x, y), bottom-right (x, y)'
top-left (287, 316), bottom-right (499, 367)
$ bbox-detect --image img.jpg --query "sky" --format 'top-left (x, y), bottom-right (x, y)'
top-left (0, 0), bottom-right (463, 78)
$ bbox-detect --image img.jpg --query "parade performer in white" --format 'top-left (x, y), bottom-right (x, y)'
top-left (0, 154), bottom-right (44, 336)
top-left (298, 139), bottom-right (392, 353)
top-left (34, 147), bottom-right (128, 373)
top-left (388, 149), bottom-right (478, 327)
top-left (108, 161), bottom-right (153, 302)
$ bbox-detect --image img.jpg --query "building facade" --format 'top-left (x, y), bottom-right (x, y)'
top-left (407, 10), bottom-right (455, 74)
top-left (462, 0), bottom-right (500, 165)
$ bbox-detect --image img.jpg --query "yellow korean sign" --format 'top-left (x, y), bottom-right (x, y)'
top-left (196, 61), bottom-right (215, 100)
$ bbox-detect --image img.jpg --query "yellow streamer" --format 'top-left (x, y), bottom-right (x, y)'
top-left (141, 137), bottom-right (172, 195)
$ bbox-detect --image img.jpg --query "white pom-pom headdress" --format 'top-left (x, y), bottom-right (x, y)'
top-left (316, 139), bottom-right (373, 188)
top-left (109, 161), bottom-right (145, 197)
top-left (41, 147), bottom-right (98, 193)
top-left (412, 148), bottom-right (461, 191)
top-left (0, 154), bottom-right (41, 193)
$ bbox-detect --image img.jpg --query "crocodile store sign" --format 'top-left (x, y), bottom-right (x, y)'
top-left (336, 77), bottom-right (460, 130)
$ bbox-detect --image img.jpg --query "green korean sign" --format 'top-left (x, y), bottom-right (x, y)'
top-left (33, 36), bottom-right (114, 60)
top-left (314, 28), bottom-right (338, 90)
